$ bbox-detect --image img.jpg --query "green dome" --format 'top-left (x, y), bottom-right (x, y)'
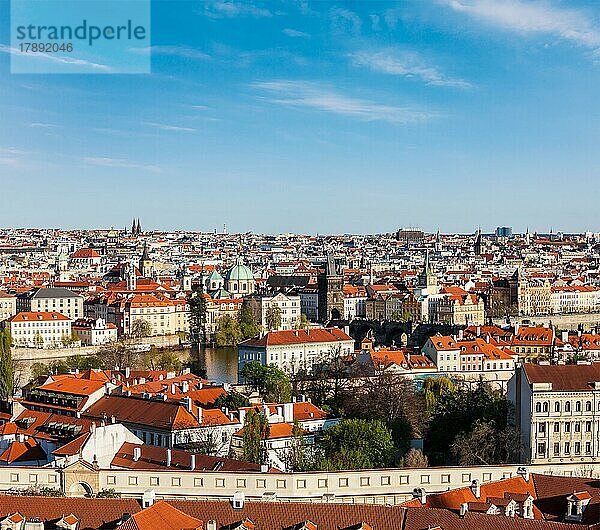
top-left (226, 262), bottom-right (254, 282)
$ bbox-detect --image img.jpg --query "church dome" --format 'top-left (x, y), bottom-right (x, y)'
top-left (226, 261), bottom-right (254, 282)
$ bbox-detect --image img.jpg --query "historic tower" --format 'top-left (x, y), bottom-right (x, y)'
top-left (317, 254), bottom-right (344, 322)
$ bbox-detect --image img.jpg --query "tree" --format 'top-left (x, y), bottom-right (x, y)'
top-left (188, 285), bottom-right (208, 344)
top-left (61, 331), bottom-right (80, 348)
top-left (425, 382), bottom-right (511, 465)
top-left (286, 421), bottom-right (308, 471)
top-left (239, 362), bottom-right (291, 403)
top-left (97, 339), bottom-right (141, 370)
top-left (144, 350), bottom-right (182, 371)
top-left (265, 305), bottom-right (282, 330)
top-left (238, 302), bottom-right (262, 339)
top-left (214, 391), bottom-right (251, 410)
top-left (294, 314), bottom-right (310, 329)
top-left (403, 448), bottom-right (429, 468)
top-left (96, 489), bottom-right (121, 498)
top-left (451, 420), bottom-right (521, 466)
top-left (215, 315), bottom-right (242, 346)
top-left (130, 318), bottom-right (152, 339)
top-left (316, 419), bottom-right (395, 470)
top-left (423, 376), bottom-right (455, 412)
top-left (33, 332), bottom-right (44, 349)
top-left (241, 410), bottom-right (270, 465)
top-left (0, 330), bottom-right (13, 400)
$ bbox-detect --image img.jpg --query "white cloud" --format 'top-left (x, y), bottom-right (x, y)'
top-left (251, 80), bottom-right (440, 124)
top-left (330, 7), bottom-right (362, 36)
top-left (282, 28), bottom-right (310, 38)
top-left (441, 0), bottom-right (600, 49)
top-left (29, 122), bottom-right (62, 129)
top-left (350, 49), bottom-right (472, 88)
top-left (142, 122), bottom-right (197, 132)
top-left (83, 157), bottom-right (162, 173)
top-left (130, 45), bottom-right (210, 60)
top-left (203, 1), bottom-right (272, 18)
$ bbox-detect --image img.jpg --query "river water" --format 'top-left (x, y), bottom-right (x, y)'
top-left (181, 346), bottom-right (239, 384)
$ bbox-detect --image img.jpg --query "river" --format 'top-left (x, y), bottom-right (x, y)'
top-left (181, 345), bottom-right (239, 384)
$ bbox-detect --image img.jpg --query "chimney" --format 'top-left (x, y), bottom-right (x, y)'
top-left (111, 415), bottom-right (116, 424)
top-left (514, 323), bottom-right (520, 335)
top-left (166, 448), bottom-right (172, 467)
top-left (562, 331), bottom-right (569, 343)
top-left (91, 422), bottom-right (96, 433)
top-left (239, 409), bottom-right (246, 425)
top-left (206, 522), bottom-right (217, 530)
top-left (470, 479), bottom-right (481, 499)
top-left (486, 335), bottom-right (490, 344)
top-left (262, 404), bottom-right (270, 417)
top-left (260, 463), bottom-right (269, 473)
top-left (197, 406), bottom-right (203, 424)
top-left (133, 446), bottom-right (141, 462)
top-left (283, 402), bottom-right (293, 423)
top-left (190, 454), bottom-right (196, 471)
top-left (460, 502), bottom-right (469, 517)
top-left (476, 326), bottom-right (481, 337)
top-left (458, 330), bottom-right (463, 340)
top-left (183, 396), bottom-right (193, 414)
top-left (125, 367), bottom-right (131, 378)
top-left (413, 488), bottom-right (426, 504)
top-left (170, 383), bottom-right (176, 395)
top-left (517, 466), bottom-right (530, 482)
top-left (182, 381), bottom-right (189, 394)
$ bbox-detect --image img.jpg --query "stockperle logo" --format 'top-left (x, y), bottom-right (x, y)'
top-left (10, 0), bottom-right (151, 74)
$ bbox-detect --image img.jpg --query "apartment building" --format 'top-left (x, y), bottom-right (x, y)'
top-left (16, 287), bottom-right (84, 320)
top-left (238, 327), bottom-right (355, 374)
top-left (509, 363), bottom-right (600, 464)
top-left (4, 311), bottom-right (72, 348)
top-left (0, 291), bottom-right (16, 322)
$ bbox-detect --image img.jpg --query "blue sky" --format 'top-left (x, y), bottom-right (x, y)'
top-left (1, 0), bottom-right (600, 234)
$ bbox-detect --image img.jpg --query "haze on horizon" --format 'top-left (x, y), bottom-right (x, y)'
top-left (1, 0), bottom-right (600, 234)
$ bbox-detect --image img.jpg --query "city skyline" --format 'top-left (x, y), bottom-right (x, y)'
top-left (2, 0), bottom-right (600, 233)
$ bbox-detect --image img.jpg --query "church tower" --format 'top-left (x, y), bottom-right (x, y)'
top-left (126, 261), bottom-right (137, 291)
top-left (474, 228), bottom-right (483, 255)
top-left (435, 229), bottom-right (442, 252)
top-left (317, 254), bottom-right (344, 322)
top-left (139, 243), bottom-right (152, 278)
top-left (417, 249), bottom-right (438, 296)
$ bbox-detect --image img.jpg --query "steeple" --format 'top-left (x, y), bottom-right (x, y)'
top-left (435, 229), bottom-right (441, 252)
top-left (418, 249), bottom-right (437, 294)
top-left (474, 227), bottom-right (482, 256)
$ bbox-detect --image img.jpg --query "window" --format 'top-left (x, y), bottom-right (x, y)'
top-left (10, 474), bottom-right (18, 483)
top-left (381, 476), bottom-right (391, 486)
top-left (586, 422), bottom-right (592, 432)
top-left (194, 478), bottom-right (203, 487)
top-left (462, 473), bottom-right (471, 483)
top-left (216, 478), bottom-right (225, 488)
top-left (256, 479), bottom-right (266, 489)
top-left (421, 475), bottom-right (430, 484)
top-left (339, 478), bottom-right (349, 487)
top-left (441, 474), bottom-right (451, 483)
top-left (576, 401), bottom-right (582, 412)
top-left (543, 402), bottom-right (549, 412)
top-left (107, 476), bottom-right (117, 486)
top-left (566, 401), bottom-right (571, 412)
top-left (400, 475), bottom-right (409, 485)
top-left (318, 479), bottom-right (328, 488)
top-left (277, 479), bottom-right (287, 489)
top-left (575, 442), bottom-right (581, 454)
top-left (29, 474), bottom-right (37, 483)
top-left (565, 442), bottom-right (571, 454)
top-left (554, 422), bottom-right (560, 433)
top-left (586, 442), bottom-right (592, 454)
top-left (537, 443), bottom-right (546, 455)
top-left (150, 477), bottom-right (159, 486)
top-left (128, 476), bottom-right (138, 485)
top-left (360, 477), bottom-right (370, 487)
top-left (535, 402), bottom-right (542, 413)
top-left (171, 477), bottom-right (181, 487)
top-left (575, 422), bottom-right (581, 433)
top-left (538, 422), bottom-right (546, 434)
top-left (586, 401), bottom-right (592, 412)
top-left (297, 479), bottom-right (306, 489)
top-left (237, 479), bottom-right (246, 488)
top-left (483, 473), bottom-right (492, 482)
top-left (565, 422), bottom-right (571, 433)
top-left (555, 402), bottom-right (561, 412)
